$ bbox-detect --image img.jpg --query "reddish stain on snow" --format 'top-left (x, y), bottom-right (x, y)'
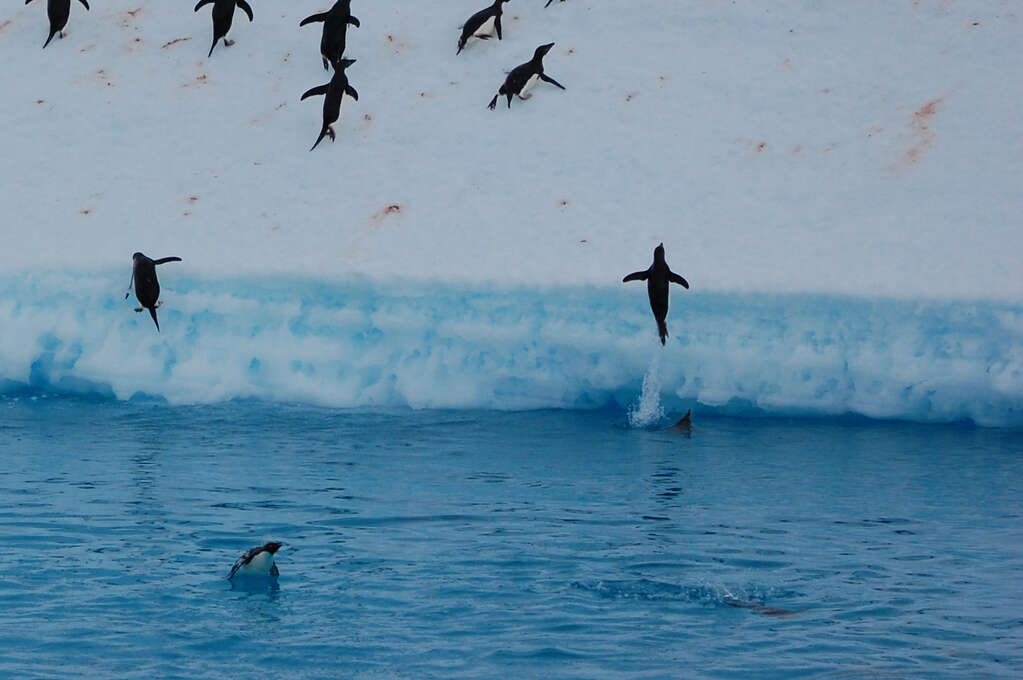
top-left (625, 92), bottom-right (638, 102)
top-left (161, 37), bottom-right (190, 49)
top-left (755, 141), bottom-right (768, 153)
top-left (0, 20), bottom-right (12, 34)
top-left (791, 144), bottom-right (802, 156)
top-left (36, 99), bottom-right (45, 105)
top-left (80, 209), bottom-right (92, 216)
top-left (187, 196), bottom-right (199, 204)
top-left (369, 204), bottom-right (402, 227)
top-left (559, 200), bottom-right (569, 208)
top-left (892, 97), bottom-right (944, 173)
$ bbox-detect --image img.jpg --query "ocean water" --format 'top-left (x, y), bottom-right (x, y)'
top-left (1, 396), bottom-right (1021, 679)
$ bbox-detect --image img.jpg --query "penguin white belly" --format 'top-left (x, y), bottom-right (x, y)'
top-left (474, 16), bottom-right (497, 38)
top-left (236, 551), bottom-right (275, 576)
top-left (519, 73), bottom-right (541, 97)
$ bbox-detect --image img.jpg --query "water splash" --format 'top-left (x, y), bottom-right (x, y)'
top-left (628, 354), bottom-right (665, 427)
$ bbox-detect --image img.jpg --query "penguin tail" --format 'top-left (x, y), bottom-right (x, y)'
top-left (487, 94), bottom-right (499, 110)
top-left (310, 127), bottom-right (328, 151)
top-left (208, 38), bottom-right (217, 58)
top-left (43, 30), bottom-right (57, 49)
top-left (149, 307), bottom-right (161, 332)
top-left (658, 319), bottom-right (668, 346)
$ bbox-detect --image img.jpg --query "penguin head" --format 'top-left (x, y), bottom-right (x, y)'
top-left (263, 542), bottom-right (283, 555)
top-left (132, 252), bottom-right (144, 260)
top-left (534, 42), bottom-right (555, 60)
top-left (654, 243), bottom-right (665, 262)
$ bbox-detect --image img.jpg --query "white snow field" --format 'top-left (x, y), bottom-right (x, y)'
top-left (1, 1), bottom-right (1021, 424)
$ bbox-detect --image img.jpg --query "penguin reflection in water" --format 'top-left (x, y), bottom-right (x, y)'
top-left (25, 0), bottom-right (90, 49)
top-left (488, 43), bottom-right (565, 110)
top-left (623, 243), bottom-right (689, 346)
top-left (125, 252), bottom-right (182, 332)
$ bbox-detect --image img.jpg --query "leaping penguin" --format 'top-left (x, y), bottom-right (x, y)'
top-left (623, 243), bottom-right (689, 346)
top-left (457, 0), bottom-right (510, 55)
top-left (487, 43), bottom-right (565, 110)
top-left (300, 0), bottom-right (360, 70)
top-left (125, 252), bottom-right (182, 332)
top-left (25, 0), bottom-right (90, 49)
top-left (227, 542), bottom-right (282, 579)
top-left (194, 0), bottom-right (253, 58)
top-left (301, 57), bottom-right (358, 151)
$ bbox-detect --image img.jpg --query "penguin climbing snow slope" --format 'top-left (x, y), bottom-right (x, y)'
top-left (25, 0), bottom-right (90, 49)
top-left (457, 0), bottom-right (510, 55)
top-left (301, 57), bottom-right (358, 151)
top-left (487, 42), bottom-right (565, 109)
top-left (194, 0), bottom-right (254, 58)
top-left (300, 0), bottom-right (360, 70)
top-left (623, 243), bottom-right (689, 346)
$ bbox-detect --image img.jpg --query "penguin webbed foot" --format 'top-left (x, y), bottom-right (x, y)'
top-left (327, 127), bottom-right (336, 142)
top-left (224, 38), bottom-right (235, 47)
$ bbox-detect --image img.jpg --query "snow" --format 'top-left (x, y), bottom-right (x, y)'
top-left (0, 1), bottom-right (1020, 423)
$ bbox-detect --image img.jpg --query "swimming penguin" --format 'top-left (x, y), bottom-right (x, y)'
top-left (125, 252), bottom-right (182, 332)
top-left (194, 0), bottom-right (253, 58)
top-left (487, 43), bottom-right (565, 110)
top-left (301, 57), bottom-right (358, 151)
top-left (25, 0), bottom-right (90, 49)
top-left (623, 243), bottom-right (689, 346)
top-left (227, 542), bottom-right (282, 579)
top-left (300, 0), bottom-right (360, 70)
top-left (457, 0), bottom-right (510, 55)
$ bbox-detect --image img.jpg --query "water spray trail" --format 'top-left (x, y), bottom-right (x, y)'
top-left (628, 353), bottom-right (664, 427)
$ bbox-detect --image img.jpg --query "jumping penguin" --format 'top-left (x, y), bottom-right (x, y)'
top-left (457, 0), bottom-right (510, 55)
top-left (125, 252), bottom-right (182, 332)
top-left (623, 243), bottom-right (690, 346)
top-left (194, 0), bottom-right (253, 58)
top-left (300, 0), bottom-right (360, 70)
top-left (487, 43), bottom-right (565, 110)
top-left (301, 57), bottom-right (358, 151)
top-left (25, 0), bottom-right (90, 49)
top-left (227, 542), bottom-right (282, 580)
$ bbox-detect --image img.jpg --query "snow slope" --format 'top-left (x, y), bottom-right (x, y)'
top-left (1, 1), bottom-right (1021, 423)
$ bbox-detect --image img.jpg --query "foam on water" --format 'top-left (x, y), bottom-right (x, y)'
top-left (628, 355), bottom-right (665, 428)
top-left (1, 272), bottom-right (1021, 426)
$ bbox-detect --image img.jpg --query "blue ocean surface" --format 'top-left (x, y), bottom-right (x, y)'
top-left (1, 396), bottom-right (1021, 679)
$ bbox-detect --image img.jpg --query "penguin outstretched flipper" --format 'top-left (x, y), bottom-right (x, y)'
top-left (236, 0), bottom-right (253, 22)
top-left (300, 12), bottom-right (328, 26)
top-left (540, 73), bottom-right (566, 90)
top-left (623, 270), bottom-right (649, 282)
top-left (669, 271), bottom-right (689, 289)
top-left (345, 84), bottom-right (358, 101)
top-left (301, 84), bottom-right (328, 100)
top-left (153, 257), bottom-right (183, 265)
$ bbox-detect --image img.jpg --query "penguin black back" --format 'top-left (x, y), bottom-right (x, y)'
top-left (300, 0), bottom-right (360, 70)
top-left (195, 0), bottom-right (253, 58)
top-left (301, 58), bottom-right (358, 151)
top-left (126, 252), bottom-right (183, 332)
top-left (26, 0), bottom-right (90, 49)
top-left (622, 243), bottom-right (689, 346)
top-left (487, 42), bottom-right (565, 110)
top-left (457, 0), bottom-right (510, 55)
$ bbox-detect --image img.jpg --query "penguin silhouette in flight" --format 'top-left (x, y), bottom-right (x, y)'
top-left (457, 0), bottom-right (509, 55)
top-left (26, 0), bottom-right (90, 49)
top-left (623, 243), bottom-right (689, 346)
top-left (301, 57), bottom-right (358, 151)
top-left (300, 0), bottom-right (360, 70)
top-left (487, 43), bottom-right (565, 110)
top-left (125, 253), bottom-right (182, 332)
top-left (194, 0), bottom-right (253, 58)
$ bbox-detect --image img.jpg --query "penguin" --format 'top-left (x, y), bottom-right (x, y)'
top-left (227, 542), bottom-right (282, 579)
top-left (301, 57), bottom-right (358, 151)
top-left (457, 0), bottom-right (510, 55)
top-left (487, 43), bottom-right (565, 110)
top-left (25, 0), bottom-right (90, 49)
top-left (622, 243), bottom-right (689, 346)
top-left (300, 0), bottom-right (360, 71)
top-left (194, 0), bottom-right (253, 58)
top-left (125, 252), bottom-right (182, 332)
